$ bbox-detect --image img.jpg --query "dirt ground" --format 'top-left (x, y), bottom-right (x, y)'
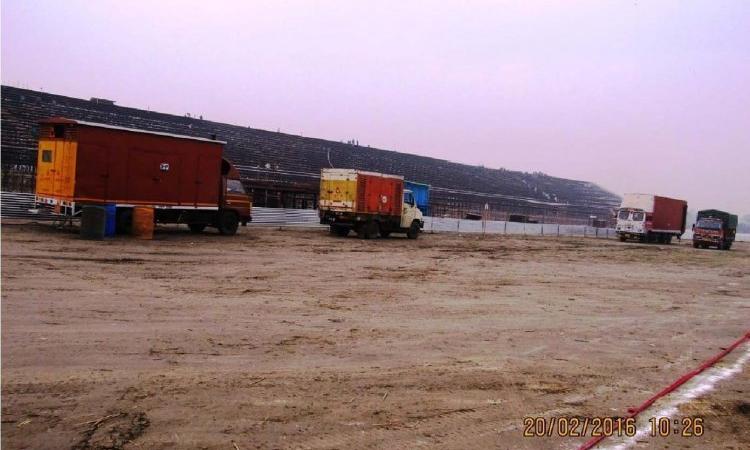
top-left (2, 222), bottom-right (749, 450)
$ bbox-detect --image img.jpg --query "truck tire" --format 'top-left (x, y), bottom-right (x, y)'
top-left (189, 223), bottom-right (207, 233)
top-left (619, 235), bottom-right (627, 242)
top-left (378, 223), bottom-right (392, 238)
top-left (358, 221), bottom-right (379, 239)
top-left (217, 210), bottom-right (239, 236)
top-left (692, 241), bottom-right (699, 248)
top-left (406, 221), bottom-right (420, 239)
top-left (330, 225), bottom-right (350, 237)
top-left (664, 235), bottom-right (672, 245)
top-left (115, 208), bottom-right (133, 235)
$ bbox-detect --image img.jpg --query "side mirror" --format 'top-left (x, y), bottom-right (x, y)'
top-left (691, 224), bottom-right (695, 230)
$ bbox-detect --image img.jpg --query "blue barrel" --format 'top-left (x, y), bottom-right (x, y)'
top-left (80, 205), bottom-right (106, 240)
top-left (104, 204), bottom-right (117, 236)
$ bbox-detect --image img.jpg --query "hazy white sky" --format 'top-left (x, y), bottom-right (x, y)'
top-left (2, 0), bottom-right (749, 212)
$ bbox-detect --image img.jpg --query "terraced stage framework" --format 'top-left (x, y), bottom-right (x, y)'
top-left (1, 85), bottom-right (620, 223)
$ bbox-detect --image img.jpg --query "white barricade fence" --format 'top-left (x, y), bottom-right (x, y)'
top-left (424, 215), bottom-right (616, 238)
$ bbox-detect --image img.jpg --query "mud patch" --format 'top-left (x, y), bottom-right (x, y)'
top-left (72, 411), bottom-right (149, 450)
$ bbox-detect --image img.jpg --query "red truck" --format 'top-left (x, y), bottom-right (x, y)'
top-left (35, 117), bottom-right (252, 235)
top-left (615, 193), bottom-right (687, 243)
top-left (692, 209), bottom-right (738, 250)
top-left (318, 169), bottom-right (424, 238)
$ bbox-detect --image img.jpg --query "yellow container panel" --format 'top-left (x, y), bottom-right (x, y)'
top-left (319, 176), bottom-right (357, 211)
top-left (36, 138), bottom-right (77, 199)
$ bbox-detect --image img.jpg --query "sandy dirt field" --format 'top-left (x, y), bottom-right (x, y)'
top-left (2, 222), bottom-right (749, 450)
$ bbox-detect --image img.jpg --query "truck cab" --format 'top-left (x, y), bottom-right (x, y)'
top-left (220, 159), bottom-right (252, 226)
top-left (616, 208), bottom-right (647, 238)
top-left (401, 189), bottom-right (424, 231)
top-left (693, 217), bottom-right (724, 248)
top-left (184, 158), bottom-right (252, 235)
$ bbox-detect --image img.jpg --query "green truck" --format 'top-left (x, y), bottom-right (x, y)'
top-left (692, 209), bottom-right (738, 250)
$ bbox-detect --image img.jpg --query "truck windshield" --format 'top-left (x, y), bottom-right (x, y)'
top-left (696, 219), bottom-right (722, 230)
top-left (404, 192), bottom-right (415, 206)
top-left (632, 211), bottom-right (644, 221)
top-left (617, 210), bottom-right (630, 220)
top-left (227, 179), bottom-right (246, 194)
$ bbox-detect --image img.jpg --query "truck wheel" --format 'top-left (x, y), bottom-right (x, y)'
top-left (619, 235), bottom-right (627, 242)
top-left (359, 221), bottom-right (379, 239)
top-left (115, 208), bottom-right (133, 234)
top-left (189, 223), bottom-right (207, 233)
top-left (217, 210), bottom-right (239, 236)
top-left (664, 235), bottom-right (672, 245)
top-left (692, 241), bottom-right (699, 248)
top-left (406, 221), bottom-right (420, 239)
top-left (330, 225), bottom-right (350, 237)
top-left (379, 223), bottom-right (391, 238)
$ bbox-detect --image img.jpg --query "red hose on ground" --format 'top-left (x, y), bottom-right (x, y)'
top-left (579, 330), bottom-right (750, 450)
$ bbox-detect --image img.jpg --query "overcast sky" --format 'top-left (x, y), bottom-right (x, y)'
top-left (2, 0), bottom-right (748, 213)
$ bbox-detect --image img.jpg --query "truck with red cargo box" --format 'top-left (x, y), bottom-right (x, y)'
top-left (692, 209), bottom-right (737, 250)
top-left (615, 193), bottom-right (687, 243)
top-left (34, 117), bottom-right (252, 235)
top-left (318, 168), bottom-right (424, 239)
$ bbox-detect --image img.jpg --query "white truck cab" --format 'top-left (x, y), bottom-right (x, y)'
top-left (616, 208), bottom-right (646, 235)
top-left (401, 189), bottom-right (424, 230)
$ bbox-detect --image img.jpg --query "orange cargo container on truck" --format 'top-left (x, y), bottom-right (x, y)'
top-left (319, 168), bottom-right (424, 239)
top-left (34, 117), bottom-right (252, 235)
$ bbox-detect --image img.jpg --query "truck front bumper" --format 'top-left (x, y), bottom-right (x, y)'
top-left (693, 235), bottom-right (720, 244)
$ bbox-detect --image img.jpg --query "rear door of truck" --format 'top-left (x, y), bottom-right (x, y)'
top-left (320, 172), bottom-right (357, 211)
